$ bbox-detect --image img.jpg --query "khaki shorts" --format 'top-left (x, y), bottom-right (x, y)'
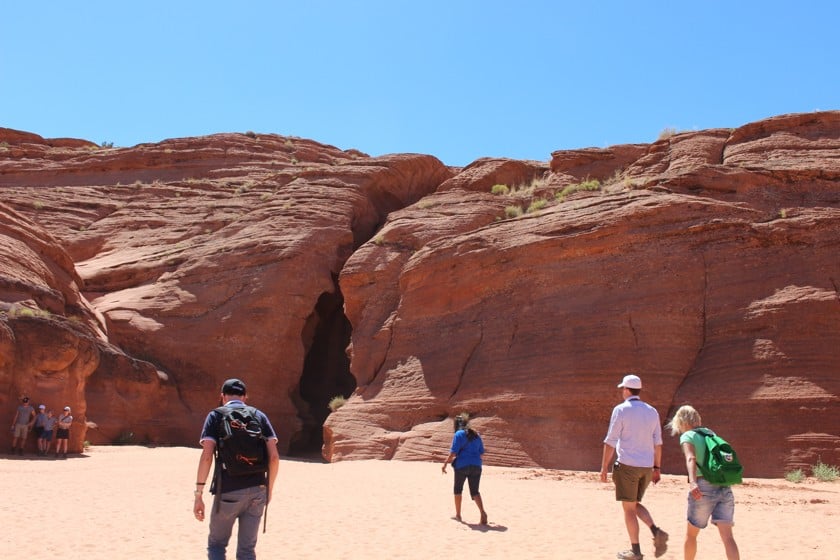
top-left (13, 424), bottom-right (29, 438)
top-left (613, 462), bottom-right (652, 502)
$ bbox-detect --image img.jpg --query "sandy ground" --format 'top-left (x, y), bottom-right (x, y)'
top-left (1, 446), bottom-right (837, 559)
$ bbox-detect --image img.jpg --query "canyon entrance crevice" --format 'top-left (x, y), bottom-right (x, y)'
top-left (289, 283), bottom-right (355, 455)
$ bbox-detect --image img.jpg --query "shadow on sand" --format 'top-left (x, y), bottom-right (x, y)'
top-left (451, 516), bottom-right (508, 532)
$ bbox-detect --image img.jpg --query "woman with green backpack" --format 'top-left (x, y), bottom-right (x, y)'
top-left (666, 405), bottom-right (740, 560)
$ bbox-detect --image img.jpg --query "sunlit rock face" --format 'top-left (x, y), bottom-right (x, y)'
top-left (2, 113), bottom-right (839, 475)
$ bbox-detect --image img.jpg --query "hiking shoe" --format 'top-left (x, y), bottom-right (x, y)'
top-left (653, 528), bottom-right (669, 558)
top-left (617, 550), bottom-right (643, 560)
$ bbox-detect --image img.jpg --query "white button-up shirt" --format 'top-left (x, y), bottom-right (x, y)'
top-left (604, 396), bottom-right (662, 468)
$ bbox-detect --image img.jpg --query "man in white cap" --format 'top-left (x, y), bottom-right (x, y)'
top-left (55, 406), bottom-right (73, 458)
top-left (600, 374), bottom-right (668, 560)
top-left (39, 409), bottom-right (58, 456)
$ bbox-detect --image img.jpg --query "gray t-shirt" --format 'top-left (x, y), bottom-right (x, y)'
top-left (58, 414), bottom-right (73, 429)
top-left (15, 405), bottom-right (34, 426)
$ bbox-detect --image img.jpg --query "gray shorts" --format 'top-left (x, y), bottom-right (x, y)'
top-left (687, 478), bottom-right (735, 528)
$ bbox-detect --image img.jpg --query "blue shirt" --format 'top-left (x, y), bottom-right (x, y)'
top-left (450, 429), bottom-right (484, 468)
top-left (603, 396), bottom-right (662, 468)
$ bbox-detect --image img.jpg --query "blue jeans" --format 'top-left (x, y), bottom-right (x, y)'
top-left (208, 486), bottom-right (267, 560)
top-left (687, 478), bottom-right (735, 528)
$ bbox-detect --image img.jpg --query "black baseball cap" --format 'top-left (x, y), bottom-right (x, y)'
top-left (221, 378), bottom-right (247, 396)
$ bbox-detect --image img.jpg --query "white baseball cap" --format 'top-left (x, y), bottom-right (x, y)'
top-left (38, 404), bottom-right (46, 409)
top-left (617, 374), bottom-right (642, 389)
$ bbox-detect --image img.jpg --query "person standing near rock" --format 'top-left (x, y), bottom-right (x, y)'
top-left (441, 413), bottom-right (488, 525)
top-left (32, 404), bottom-right (47, 453)
top-left (666, 405), bottom-right (740, 560)
top-left (193, 378), bottom-right (280, 560)
top-left (39, 409), bottom-right (58, 456)
top-left (10, 396), bottom-right (35, 455)
top-left (600, 374), bottom-right (669, 560)
top-left (54, 406), bottom-right (73, 458)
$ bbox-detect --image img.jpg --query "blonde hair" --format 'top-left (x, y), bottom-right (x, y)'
top-left (666, 405), bottom-right (702, 436)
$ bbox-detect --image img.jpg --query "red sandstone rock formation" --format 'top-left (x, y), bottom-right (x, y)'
top-left (324, 112), bottom-right (840, 476)
top-left (0, 202), bottom-right (98, 452)
top-left (1, 114), bottom-right (838, 476)
top-left (1, 129), bottom-right (451, 453)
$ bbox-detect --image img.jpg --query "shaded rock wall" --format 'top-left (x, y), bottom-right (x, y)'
top-left (1, 114), bottom-right (838, 476)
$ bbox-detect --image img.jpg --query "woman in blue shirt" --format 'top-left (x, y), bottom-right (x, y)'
top-left (441, 413), bottom-right (488, 524)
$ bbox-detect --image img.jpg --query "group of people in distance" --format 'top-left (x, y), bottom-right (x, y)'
top-left (10, 396), bottom-right (73, 458)
top-left (191, 374), bottom-right (739, 560)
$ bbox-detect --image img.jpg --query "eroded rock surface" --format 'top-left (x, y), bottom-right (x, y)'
top-left (1, 114), bottom-right (838, 475)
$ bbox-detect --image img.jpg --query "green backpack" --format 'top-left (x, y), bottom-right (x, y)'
top-left (694, 427), bottom-right (743, 486)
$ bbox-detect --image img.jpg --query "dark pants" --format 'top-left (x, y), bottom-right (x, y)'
top-left (453, 465), bottom-right (482, 498)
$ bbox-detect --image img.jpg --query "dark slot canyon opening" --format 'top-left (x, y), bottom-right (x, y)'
top-left (289, 286), bottom-right (356, 456)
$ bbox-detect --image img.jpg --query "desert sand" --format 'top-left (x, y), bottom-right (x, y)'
top-left (1, 446), bottom-right (836, 559)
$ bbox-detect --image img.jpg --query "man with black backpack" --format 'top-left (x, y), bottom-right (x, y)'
top-left (193, 378), bottom-right (280, 560)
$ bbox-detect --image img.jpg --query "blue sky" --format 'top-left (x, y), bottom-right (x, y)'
top-left (2, 1), bottom-right (837, 166)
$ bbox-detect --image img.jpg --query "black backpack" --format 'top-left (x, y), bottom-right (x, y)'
top-left (212, 405), bottom-right (272, 532)
top-left (214, 405), bottom-right (268, 477)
